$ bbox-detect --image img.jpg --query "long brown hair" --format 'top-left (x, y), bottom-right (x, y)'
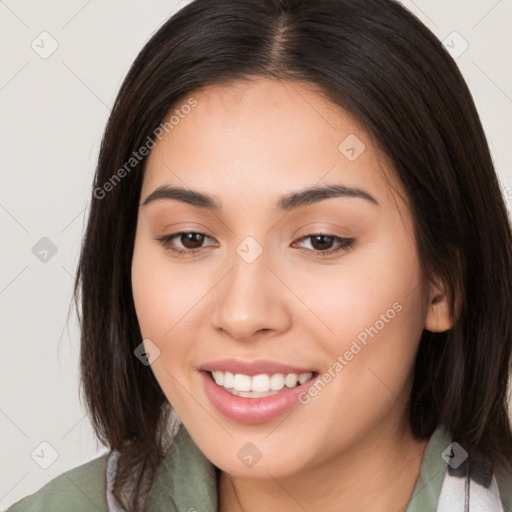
top-left (73, 0), bottom-right (512, 510)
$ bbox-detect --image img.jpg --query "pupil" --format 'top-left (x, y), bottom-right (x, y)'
top-left (182, 233), bottom-right (204, 249)
top-left (312, 235), bottom-right (332, 250)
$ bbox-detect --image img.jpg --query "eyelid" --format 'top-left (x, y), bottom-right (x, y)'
top-left (291, 221), bottom-right (355, 239)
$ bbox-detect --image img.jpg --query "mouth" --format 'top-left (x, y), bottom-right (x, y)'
top-left (199, 368), bottom-right (320, 424)
top-left (204, 369), bottom-right (319, 398)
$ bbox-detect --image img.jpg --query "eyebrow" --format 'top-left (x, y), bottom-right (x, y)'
top-left (141, 183), bottom-right (379, 211)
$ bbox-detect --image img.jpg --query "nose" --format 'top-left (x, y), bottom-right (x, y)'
top-left (210, 245), bottom-right (292, 342)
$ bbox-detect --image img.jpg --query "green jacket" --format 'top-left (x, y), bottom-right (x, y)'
top-left (5, 424), bottom-right (512, 511)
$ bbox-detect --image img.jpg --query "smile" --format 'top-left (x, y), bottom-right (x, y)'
top-left (210, 370), bottom-right (314, 397)
top-left (200, 369), bottom-right (320, 424)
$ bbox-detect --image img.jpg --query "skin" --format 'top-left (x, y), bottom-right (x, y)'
top-left (131, 78), bottom-right (454, 512)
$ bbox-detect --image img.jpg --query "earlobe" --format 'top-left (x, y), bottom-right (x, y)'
top-left (424, 282), bottom-right (458, 333)
top-left (424, 301), bottom-right (453, 333)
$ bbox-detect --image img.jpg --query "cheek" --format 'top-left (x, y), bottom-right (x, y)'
top-left (131, 240), bottom-right (207, 339)
top-left (131, 241), bottom-right (200, 406)
top-left (290, 241), bottom-right (428, 424)
top-left (320, 241), bottom-right (426, 395)
top-left (295, 251), bottom-right (426, 446)
top-left (131, 241), bottom-right (165, 337)
top-left (287, 237), bottom-right (425, 345)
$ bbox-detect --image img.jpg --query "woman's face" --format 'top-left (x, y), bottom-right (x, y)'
top-left (131, 78), bottom-right (434, 478)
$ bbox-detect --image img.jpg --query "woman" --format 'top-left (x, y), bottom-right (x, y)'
top-left (7, 0), bottom-right (512, 511)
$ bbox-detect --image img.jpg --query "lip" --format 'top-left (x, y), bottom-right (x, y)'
top-left (199, 370), bottom-right (319, 424)
top-left (198, 358), bottom-right (317, 376)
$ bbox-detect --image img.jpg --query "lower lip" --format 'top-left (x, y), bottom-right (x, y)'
top-left (200, 371), bottom-right (318, 424)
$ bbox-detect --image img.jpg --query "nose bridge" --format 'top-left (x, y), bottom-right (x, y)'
top-left (211, 236), bottom-right (291, 340)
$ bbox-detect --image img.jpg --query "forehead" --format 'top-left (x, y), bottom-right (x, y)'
top-left (142, 78), bottom-right (403, 211)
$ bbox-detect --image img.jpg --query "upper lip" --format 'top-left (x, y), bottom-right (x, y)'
top-left (199, 358), bottom-right (317, 376)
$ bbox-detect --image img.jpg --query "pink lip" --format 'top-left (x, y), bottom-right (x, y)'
top-left (198, 358), bottom-right (316, 376)
top-left (199, 370), bottom-right (319, 424)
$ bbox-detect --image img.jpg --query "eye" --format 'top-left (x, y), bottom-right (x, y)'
top-left (292, 233), bottom-right (355, 257)
top-left (155, 231), bottom-right (355, 258)
top-left (155, 231), bottom-right (217, 257)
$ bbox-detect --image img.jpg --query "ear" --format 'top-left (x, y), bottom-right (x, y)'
top-left (424, 278), bottom-right (459, 333)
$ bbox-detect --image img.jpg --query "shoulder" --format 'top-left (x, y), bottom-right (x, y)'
top-left (5, 453), bottom-right (109, 512)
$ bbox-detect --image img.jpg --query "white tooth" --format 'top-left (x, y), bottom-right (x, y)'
top-left (251, 374), bottom-right (270, 392)
top-left (234, 373), bottom-right (252, 392)
top-left (269, 373), bottom-right (285, 391)
top-left (223, 371), bottom-right (234, 389)
top-left (285, 373), bottom-right (298, 388)
top-left (298, 372), bottom-right (313, 385)
top-left (212, 371), bottom-right (224, 386)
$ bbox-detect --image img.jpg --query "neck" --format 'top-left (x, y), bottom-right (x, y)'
top-left (217, 419), bottom-right (429, 512)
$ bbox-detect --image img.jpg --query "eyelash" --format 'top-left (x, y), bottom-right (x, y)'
top-left (155, 231), bottom-right (356, 258)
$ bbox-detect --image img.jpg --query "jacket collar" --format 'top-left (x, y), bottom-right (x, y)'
top-left (145, 424), bottom-right (218, 511)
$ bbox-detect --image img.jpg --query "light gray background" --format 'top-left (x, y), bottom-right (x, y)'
top-left (1, 0), bottom-right (511, 509)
